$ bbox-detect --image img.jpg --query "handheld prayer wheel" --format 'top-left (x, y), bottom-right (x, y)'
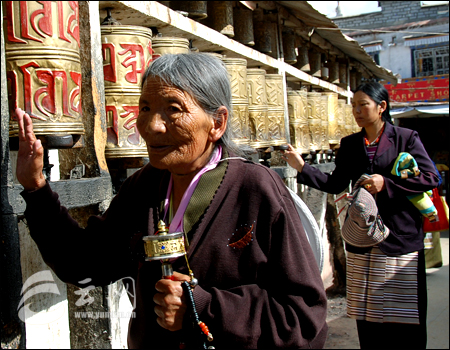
top-left (5, 1), bottom-right (85, 145)
top-left (307, 92), bottom-right (323, 151)
top-left (151, 36), bottom-right (190, 59)
top-left (143, 220), bottom-right (186, 278)
top-left (247, 68), bottom-right (269, 148)
top-left (207, 1), bottom-right (234, 37)
top-left (282, 29), bottom-right (297, 65)
top-left (287, 90), bottom-right (309, 154)
top-left (265, 74), bottom-right (287, 146)
top-left (233, 5), bottom-right (254, 46)
top-left (322, 92), bottom-right (340, 146)
top-left (101, 24), bottom-right (153, 158)
top-left (344, 104), bottom-right (353, 136)
top-left (320, 95), bottom-right (330, 151)
top-left (222, 58), bottom-right (249, 145)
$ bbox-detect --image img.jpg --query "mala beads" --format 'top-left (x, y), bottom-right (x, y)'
top-left (181, 281), bottom-right (214, 348)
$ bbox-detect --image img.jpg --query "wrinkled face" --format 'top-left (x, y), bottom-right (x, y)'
top-left (351, 91), bottom-right (384, 128)
top-left (137, 77), bottom-right (216, 175)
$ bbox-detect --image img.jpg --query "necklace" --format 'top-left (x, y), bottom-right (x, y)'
top-left (364, 123), bottom-right (385, 146)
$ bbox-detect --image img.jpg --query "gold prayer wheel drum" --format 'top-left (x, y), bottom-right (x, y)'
top-left (5, 1), bottom-right (85, 140)
top-left (320, 95), bottom-right (330, 150)
top-left (142, 232), bottom-right (186, 261)
top-left (151, 36), bottom-right (190, 58)
top-left (222, 58), bottom-right (249, 145)
top-left (265, 74), bottom-right (287, 146)
top-left (101, 25), bottom-right (153, 158)
top-left (208, 1), bottom-right (234, 37)
top-left (307, 92), bottom-right (323, 151)
top-left (336, 99), bottom-right (347, 142)
top-left (233, 5), bottom-right (254, 46)
top-left (287, 90), bottom-right (309, 153)
top-left (344, 104), bottom-right (353, 136)
top-left (247, 68), bottom-right (269, 148)
top-left (323, 92), bottom-right (340, 145)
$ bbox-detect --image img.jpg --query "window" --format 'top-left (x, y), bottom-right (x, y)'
top-left (414, 46), bottom-right (449, 77)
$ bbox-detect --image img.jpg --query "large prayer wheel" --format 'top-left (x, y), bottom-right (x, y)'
top-left (222, 58), bottom-right (249, 145)
top-left (265, 74), bottom-right (287, 146)
top-left (320, 95), bottom-right (330, 151)
top-left (344, 104), bottom-right (353, 136)
top-left (101, 25), bottom-right (153, 158)
top-left (233, 5), bottom-right (254, 46)
top-left (322, 92), bottom-right (340, 146)
top-left (247, 68), bottom-right (269, 148)
top-left (307, 92), bottom-right (323, 151)
top-left (336, 99), bottom-right (347, 142)
top-left (287, 90), bottom-right (309, 153)
top-left (5, 1), bottom-right (85, 145)
top-left (151, 36), bottom-right (190, 58)
top-left (207, 1), bottom-right (234, 37)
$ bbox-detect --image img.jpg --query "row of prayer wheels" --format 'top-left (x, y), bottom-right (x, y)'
top-left (4, 1), bottom-right (356, 161)
top-left (288, 91), bottom-right (359, 154)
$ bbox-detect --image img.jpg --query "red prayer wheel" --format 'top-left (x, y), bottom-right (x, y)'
top-left (5, 1), bottom-right (85, 146)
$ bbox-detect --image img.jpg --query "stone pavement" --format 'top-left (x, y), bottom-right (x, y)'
top-left (324, 230), bottom-right (449, 349)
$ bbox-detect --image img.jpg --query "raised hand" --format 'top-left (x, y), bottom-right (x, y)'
top-left (15, 108), bottom-right (46, 191)
top-left (281, 144), bottom-right (305, 173)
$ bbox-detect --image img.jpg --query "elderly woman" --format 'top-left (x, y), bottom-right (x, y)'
top-left (15, 53), bottom-right (327, 349)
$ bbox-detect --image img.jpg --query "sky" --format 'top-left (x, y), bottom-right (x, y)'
top-left (307, 1), bottom-right (381, 18)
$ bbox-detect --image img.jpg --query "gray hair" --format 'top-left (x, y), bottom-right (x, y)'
top-left (141, 53), bottom-right (247, 157)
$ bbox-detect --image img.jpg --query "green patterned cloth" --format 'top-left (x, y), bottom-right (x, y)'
top-left (391, 152), bottom-right (437, 221)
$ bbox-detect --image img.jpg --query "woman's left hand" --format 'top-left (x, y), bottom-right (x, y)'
top-left (154, 271), bottom-right (191, 331)
top-left (360, 174), bottom-right (385, 194)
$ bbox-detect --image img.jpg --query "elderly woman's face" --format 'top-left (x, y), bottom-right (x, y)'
top-left (137, 77), bottom-right (216, 175)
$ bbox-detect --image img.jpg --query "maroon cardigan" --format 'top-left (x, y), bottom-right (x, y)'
top-left (22, 152), bottom-right (328, 349)
top-left (298, 122), bottom-right (440, 256)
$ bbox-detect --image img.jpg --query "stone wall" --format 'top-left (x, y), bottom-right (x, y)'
top-left (332, 1), bottom-right (449, 29)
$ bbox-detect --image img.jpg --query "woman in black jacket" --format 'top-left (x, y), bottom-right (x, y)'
top-left (283, 81), bottom-right (439, 349)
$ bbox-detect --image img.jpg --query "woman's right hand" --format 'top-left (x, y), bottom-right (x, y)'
top-left (15, 108), bottom-right (46, 191)
top-left (281, 144), bottom-right (305, 173)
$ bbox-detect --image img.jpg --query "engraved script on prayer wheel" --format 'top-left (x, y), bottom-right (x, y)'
top-left (336, 99), bottom-right (347, 142)
top-left (101, 25), bottom-right (153, 158)
top-left (247, 68), bottom-right (269, 148)
top-left (344, 104), bottom-right (353, 136)
top-left (287, 90), bottom-right (309, 153)
top-left (265, 74), bottom-right (287, 146)
top-left (222, 58), bottom-right (249, 145)
top-left (323, 92), bottom-right (340, 145)
top-left (5, 1), bottom-right (85, 140)
top-left (320, 95), bottom-right (330, 151)
top-left (307, 92), bottom-right (323, 151)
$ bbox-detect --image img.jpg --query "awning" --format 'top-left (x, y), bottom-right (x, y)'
top-left (404, 34), bottom-right (449, 46)
top-left (363, 45), bottom-right (383, 53)
top-left (391, 104), bottom-right (449, 118)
